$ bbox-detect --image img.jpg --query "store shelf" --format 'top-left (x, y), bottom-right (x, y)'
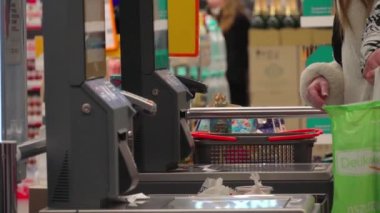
top-left (300, 16), bottom-right (334, 28)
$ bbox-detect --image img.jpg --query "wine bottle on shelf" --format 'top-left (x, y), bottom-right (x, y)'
top-left (266, 0), bottom-right (281, 29)
top-left (260, 0), bottom-right (270, 22)
top-left (282, 0), bottom-right (297, 28)
top-left (274, 0), bottom-right (285, 22)
top-left (290, 0), bottom-right (301, 27)
top-left (250, 0), bottom-right (266, 28)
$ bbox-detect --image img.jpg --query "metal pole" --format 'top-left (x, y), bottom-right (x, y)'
top-left (186, 106), bottom-right (326, 119)
top-left (120, 90), bottom-right (157, 115)
top-left (0, 141), bottom-right (17, 213)
top-left (17, 137), bottom-right (46, 161)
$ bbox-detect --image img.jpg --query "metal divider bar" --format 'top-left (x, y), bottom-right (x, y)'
top-left (186, 106), bottom-right (326, 119)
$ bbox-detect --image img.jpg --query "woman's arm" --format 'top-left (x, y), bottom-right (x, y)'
top-left (300, 62), bottom-right (344, 107)
top-left (299, 16), bottom-right (345, 107)
top-left (361, 1), bottom-right (380, 77)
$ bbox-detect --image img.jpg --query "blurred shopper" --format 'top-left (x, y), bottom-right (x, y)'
top-left (300, 0), bottom-right (380, 108)
top-left (207, 0), bottom-right (251, 106)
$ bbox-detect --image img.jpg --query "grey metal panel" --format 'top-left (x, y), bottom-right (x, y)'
top-left (44, 79), bottom-right (138, 209)
top-left (138, 164), bottom-right (332, 182)
top-left (69, 87), bottom-right (111, 206)
top-left (43, 0), bottom-right (86, 87)
top-left (43, 0), bottom-right (84, 206)
top-left (43, 1), bottom-right (76, 202)
top-left (138, 172), bottom-right (331, 182)
top-left (0, 141), bottom-right (17, 213)
top-left (82, 79), bottom-right (139, 195)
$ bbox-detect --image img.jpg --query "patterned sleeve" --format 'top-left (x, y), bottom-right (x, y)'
top-left (361, 1), bottom-right (380, 73)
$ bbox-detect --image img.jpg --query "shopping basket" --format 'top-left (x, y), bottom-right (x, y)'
top-left (192, 129), bottom-right (322, 164)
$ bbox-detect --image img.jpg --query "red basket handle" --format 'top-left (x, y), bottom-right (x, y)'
top-left (268, 128), bottom-right (323, 142)
top-left (192, 132), bottom-right (238, 142)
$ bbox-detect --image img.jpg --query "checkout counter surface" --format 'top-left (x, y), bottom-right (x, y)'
top-left (40, 194), bottom-right (324, 213)
top-left (139, 164), bottom-right (332, 181)
top-left (32, 164), bottom-right (332, 213)
top-left (134, 163), bottom-right (333, 195)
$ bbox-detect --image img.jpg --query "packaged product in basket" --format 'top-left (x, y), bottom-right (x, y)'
top-left (196, 94), bottom-right (259, 133)
top-left (279, 118), bottom-right (286, 131)
top-left (231, 119), bottom-right (256, 133)
top-left (256, 119), bottom-right (275, 133)
top-left (273, 119), bottom-right (282, 133)
top-left (210, 118), bottom-right (231, 133)
top-left (255, 118), bottom-right (285, 133)
top-left (197, 119), bottom-right (210, 132)
top-left (209, 93), bottom-right (231, 133)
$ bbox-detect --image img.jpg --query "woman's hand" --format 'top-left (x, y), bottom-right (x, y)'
top-left (364, 49), bottom-right (380, 85)
top-left (307, 76), bottom-right (329, 109)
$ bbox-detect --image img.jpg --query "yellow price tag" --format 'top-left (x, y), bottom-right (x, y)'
top-left (35, 36), bottom-right (44, 58)
top-left (168, 0), bottom-right (199, 57)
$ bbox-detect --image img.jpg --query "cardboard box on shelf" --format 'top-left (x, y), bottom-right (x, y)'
top-left (249, 46), bottom-right (302, 130)
top-left (249, 46), bottom-right (299, 105)
top-left (249, 29), bottom-right (280, 47)
top-left (312, 29), bottom-right (333, 45)
top-left (249, 28), bottom-right (332, 47)
top-left (280, 29), bottom-right (313, 46)
top-left (29, 186), bottom-right (48, 213)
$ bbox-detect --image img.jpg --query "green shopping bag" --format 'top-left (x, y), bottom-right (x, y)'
top-left (325, 101), bottom-right (380, 213)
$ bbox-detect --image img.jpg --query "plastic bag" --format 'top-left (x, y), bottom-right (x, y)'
top-left (235, 173), bottom-right (273, 195)
top-left (197, 178), bottom-right (236, 196)
top-left (325, 101), bottom-right (380, 212)
top-left (116, 193), bottom-right (150, 207)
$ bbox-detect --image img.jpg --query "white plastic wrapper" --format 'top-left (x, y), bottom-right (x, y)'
top-left (198, 177), bottom-right (236, 196)
top-left (117, 193), bottom-right (150, 206)
top-left (199, 165), bottom-right (219, 172)
top-left (235, 173), bottom-right (273, 195)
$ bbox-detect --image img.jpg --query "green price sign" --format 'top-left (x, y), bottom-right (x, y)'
top-left (154, 0), bottom-right (169, 69)
top-left (302, 0), bottom-right (333, 16)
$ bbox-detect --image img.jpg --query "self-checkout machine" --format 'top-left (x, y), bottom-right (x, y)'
top-left (119, 0), bottom-right (333, 208)
top-left (38, 0), bottom-right (330, 212)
